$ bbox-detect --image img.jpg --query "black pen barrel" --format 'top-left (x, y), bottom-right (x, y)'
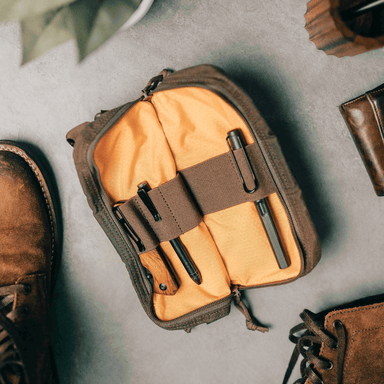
top-left (227, 129), bottom-right (243, 150)
top-left (170, 238), bottom-right (201, 285)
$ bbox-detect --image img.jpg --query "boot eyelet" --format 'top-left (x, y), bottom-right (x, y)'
top-left (333, 320), bottom-right (343, 328)
top-left (326, 361), bottom-right (334, 370)
top-left (24, 285), bottom-right (31, 295)
top-left (22, 306), bottom-right (29, 317)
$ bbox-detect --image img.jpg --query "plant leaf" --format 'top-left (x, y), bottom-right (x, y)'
top-left (69, 0), bottom-right (141, 61)
top-left (21, 6), bottom-right (74, 64)
top-left (67, 0), bottom-right (100, 61)
top-left (0, 0), bottom-right (76, 21)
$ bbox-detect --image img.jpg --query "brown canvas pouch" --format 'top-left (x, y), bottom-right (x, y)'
top-left (339, 83), bottom-right (384, 196)
top-left (66, 65), bottom-right (321, 331)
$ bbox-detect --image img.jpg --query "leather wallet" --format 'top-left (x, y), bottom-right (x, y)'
top-left (339, 83), bottom-right (384, 196)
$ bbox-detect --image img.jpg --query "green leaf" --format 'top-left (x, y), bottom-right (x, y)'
top-left (21, 6), bottom-right (74, 64)
top-left (69, 0), bottom-right (141, 61)
top-left (0, 0), bottom-right (76, 21)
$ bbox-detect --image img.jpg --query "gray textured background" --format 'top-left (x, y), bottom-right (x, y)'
top-left (2, 1), bottom-right (384, 383)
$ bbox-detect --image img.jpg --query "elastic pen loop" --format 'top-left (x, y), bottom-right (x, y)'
top-left (226, 136), bottom-right (258, 194)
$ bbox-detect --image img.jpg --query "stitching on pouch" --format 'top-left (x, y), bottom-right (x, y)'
top-left (0, 145), bottom-right (55, 270)
top-left (158, 187), bottom-right (182, 235)
top-left (135, 196), bottom-right (146, 218)
top-left (77, 110), bottom-right (154, 305)
top-left (227, 152), bottom-right (248, 199)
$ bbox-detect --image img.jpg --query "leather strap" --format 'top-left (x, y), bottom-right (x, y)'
top-left (119, 174), bottom-right (202, 253)
top-left (181, 143), bottom-right (275, 214)
top-left (117, 143), bottom-right (276, 254)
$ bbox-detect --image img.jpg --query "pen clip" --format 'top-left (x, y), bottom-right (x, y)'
top-left (137, 182), bottom-right (162, 222)
top-left (113, 204), bottom-right (145, 252)
top-left (226, 135), bottom-right (258, 194)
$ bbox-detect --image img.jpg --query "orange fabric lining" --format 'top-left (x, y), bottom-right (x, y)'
top-left (154, 223), bottom-right (231, 321)
top-left (94, 87), bottom-right (302, 321)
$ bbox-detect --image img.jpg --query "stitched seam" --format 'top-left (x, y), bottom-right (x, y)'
top-left (343, 325), bottom-right (384, 382)
top-left (79, 120), bottom-right (156, 307)
top-left (341, 94), bottom-right (367, 107)
top-left (0, 145), bottom-right (55, 271)
top-left (369, 88), bottom-right (384, 97)
top-left (325, 303), bottom-right (384, 329)
top-left (135, 196), bottom-right (146, 218)
top-left (158, 187), bottom-right (182, 235)
top-left (16, 273), bottom-right (46, 282)
top-left (74, 108), bottom-right (160, 321)
top-left (264, 138), bottom-right (289, 190)
top-left (367, 92), bottom-right (384, 138)
top-left (227, 152), bottom-right (248, 200)
top-left (324, 304), bottom-right (384, 378)
top-left (134, 196), bottom-right (159, 250)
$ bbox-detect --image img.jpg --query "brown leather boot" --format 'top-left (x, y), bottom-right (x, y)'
top-left (0, 141), bottom-right (61, 383)
top-left (283, 294), bottom-right (384, 384)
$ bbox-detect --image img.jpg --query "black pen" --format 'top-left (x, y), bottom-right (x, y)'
top-left (227, 129), bottom-right (289, 269)
top-left (137, 181), bottom-right (202, 285)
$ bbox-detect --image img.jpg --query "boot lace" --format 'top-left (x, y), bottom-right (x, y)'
top-left (283, 309), bottom-right (346, 384)
top-left (0, 284), bottom-right (30, 384)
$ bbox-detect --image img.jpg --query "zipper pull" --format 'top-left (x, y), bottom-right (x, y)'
top-left (232, 287), bottom-right (269, 333)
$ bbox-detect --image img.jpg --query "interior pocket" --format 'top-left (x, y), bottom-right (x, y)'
top-left (94, 86), bottom-right (303, 321)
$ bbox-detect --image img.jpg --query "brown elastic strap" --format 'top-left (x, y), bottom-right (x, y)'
top-left (181, 143), bottom-right (276, 215)
top-left (66, 122), bottom-right (90, 147)
top-left (118, 143), bottom-right (276, 253)
top-left (118, 174), bottom-right (202, 254)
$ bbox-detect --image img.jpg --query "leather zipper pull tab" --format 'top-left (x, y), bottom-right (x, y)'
top-left (232, 288), bottom-right (269, 333)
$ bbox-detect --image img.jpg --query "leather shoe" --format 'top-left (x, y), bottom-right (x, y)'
top-left (0, 141), bottom-right (61, 384)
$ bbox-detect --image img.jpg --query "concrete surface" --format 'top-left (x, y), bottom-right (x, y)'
top-left (2, 1), bottom-right (384, 383)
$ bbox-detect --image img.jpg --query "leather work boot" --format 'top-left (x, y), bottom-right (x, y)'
top-left (0, 141), bottom-right (61, 383)
top-left (282, 294), bottom-right (384, 384)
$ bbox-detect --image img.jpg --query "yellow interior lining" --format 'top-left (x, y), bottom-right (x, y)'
top-left (94, 87), bottom-right (302, 321)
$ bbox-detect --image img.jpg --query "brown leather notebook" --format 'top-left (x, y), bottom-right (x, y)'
top-left (339, 83), bottom-right (384, 196)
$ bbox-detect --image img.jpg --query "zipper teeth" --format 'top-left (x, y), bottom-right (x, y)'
top-left (163, 294), bottom-right (233, 327)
